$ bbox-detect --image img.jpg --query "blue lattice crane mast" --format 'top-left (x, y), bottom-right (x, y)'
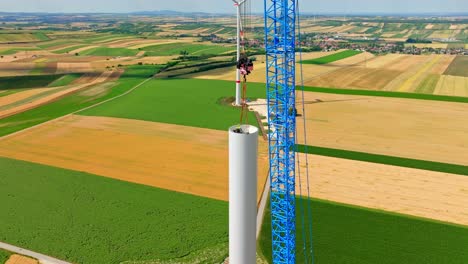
top-left (264, 0), bottom-right (297, 263)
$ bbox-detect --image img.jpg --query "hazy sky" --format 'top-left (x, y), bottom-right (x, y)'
top-left (0, 0), bottom-right (467, 14)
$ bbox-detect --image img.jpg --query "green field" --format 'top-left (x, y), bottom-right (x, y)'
top-left (0, 65), bottom-right (161, 137)
top-left (259, 197), bottom-right (468, 264)
top-left (37, 40), bottom-right (74, 49)
top-left (444, 56), bottom-right (468, 77)
top-left (0, 47), bottom-right (40, 55)
top-left (0, 32), bottom-right (40, 43)
top-left (52, 44), bottom-right (88, 54)
top-left (80, 47), bottom-right (139, 56)
top-left (0, 89), bottom-right (26, 98)
top-left (142, 43), bottom-right (235, 56)
top-left (296, 145), bottom-right (468, 176)
top-left (0, 250), bottom-right (10, 264)
top-left (0, 75), bottom-right (64, 90)
top-left (0, 157), bottom-right (228, 264)
top-left (302, 50), bottom-right (362, 65)
top-left (48, 73), bottom-right (82, 87)
top-left (33, 32), bottom-right (50, 41)
top-left (80, 78), bottom-right (265, 131)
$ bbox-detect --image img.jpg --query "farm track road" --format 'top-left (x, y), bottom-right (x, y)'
top-left (0, 241), bottom-right (71, 264)
top-left (0, 75), bottom-right (154, 141)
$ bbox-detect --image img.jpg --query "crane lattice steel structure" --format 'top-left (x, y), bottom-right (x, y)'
top-left (264, 0), bottom-right (297, 263)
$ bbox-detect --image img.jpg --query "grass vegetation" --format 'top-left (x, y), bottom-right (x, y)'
top-left (0, 47), bottom-right (40, 55)
top-left (259, 197), bottom-right (468, 264)
top-left (48, 73), bottom-right (82, 87)
top-left (53, 44), bottom-right (88, 54)
top-left (0, 250), bottom-right (11, 264)
top-left (296, 145), bottom-right (468, 176)
top-left (79, 78), bottom-right (264, 131)
top-left (301, 50), bottom-right (362, 65)
top-left (37, 40), bottom-right (73, 49)
top-left (80, 47), bottom-right (139, 56)
top-left (0, 32), bottom-right (40, 43)
top-left (0, 157), bottom-right (228, 264)
top-left (141, 43), bottom-right (235, 56)
top-left (33, 32), bottom-right (50, 41)
top-left (0, 65), bottom-right (161, 137)
top-left (299, 85), bottom-right (468, 103)
top-left (0, 75), bottom-right (64, 90)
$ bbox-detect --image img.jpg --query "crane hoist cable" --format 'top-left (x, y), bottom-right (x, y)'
top-left (237, 1), bottom-right (254, 125)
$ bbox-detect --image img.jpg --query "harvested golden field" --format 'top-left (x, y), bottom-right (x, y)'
top-left (0, 87), bottom-right (56, 107)
top-left (0, 115), bottom-right (269, 202)
top-left (395, 56), bottom-right (444, 92)
top-left (304, 66), bottom-right (400, 90)
top-left (69, 45), bottom-right (99, 54)
top-left (5, 255), bottom-right (38, 264)
top-left (56, 62), bottom-right (94, 73)
top-left (296, 91), bottom-right (468, 165)
top-left (0, 50), bottom-right (54, 63)
top-left (430, 55), bottom-right (456, 74)
top-left (383, 55), bottom-right (429, 72)
top-left (425, 24), bottom-right (434, 29)
top-left (296, 154), bottom-right (468, 225)
top-left (365, 54), bottom-right (405, 69)
top-left (328, 52), bottom-right (374, 66)
top-left (429, 31), bottom-right (452, 39)
top-left (434, 75), bottom-right (468, 97)
top-left (91, 56), bottom-right (177, 69)
top-left (382, 55), bottom-right (455, 93)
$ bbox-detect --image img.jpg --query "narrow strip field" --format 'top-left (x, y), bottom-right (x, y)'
top-left (300, 86), bottom-right (468, 103)
top-left (0, 75), bottom-right (64, 90)
top-left (296, 145), bottom-right (468, 176)
top-left (0, 70), bottom-right (121, 119)
top-left (0, 157), bottom-right (229, 264)
top-left (302, 50), bottom-right (362, 65)
top-left (141, 43), bottom-right (235, 56)
top-left (259, 198), bottom-right (468, 264)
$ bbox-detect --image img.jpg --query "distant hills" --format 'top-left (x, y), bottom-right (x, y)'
top-left (130, 10), bottom-right (213, 16)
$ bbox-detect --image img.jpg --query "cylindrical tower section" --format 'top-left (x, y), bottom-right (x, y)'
top-left (229, 124), bottom-right (258, 264)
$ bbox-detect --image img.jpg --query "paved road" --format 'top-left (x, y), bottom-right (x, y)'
top-left (0, 241), bottom-right (72, 264)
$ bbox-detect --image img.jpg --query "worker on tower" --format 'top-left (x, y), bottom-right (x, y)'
top-left (237, 54), bottom-right (254, 76)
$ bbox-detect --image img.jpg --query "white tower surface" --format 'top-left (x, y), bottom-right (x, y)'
top-left (229, 125), bottom-right (258, 264)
